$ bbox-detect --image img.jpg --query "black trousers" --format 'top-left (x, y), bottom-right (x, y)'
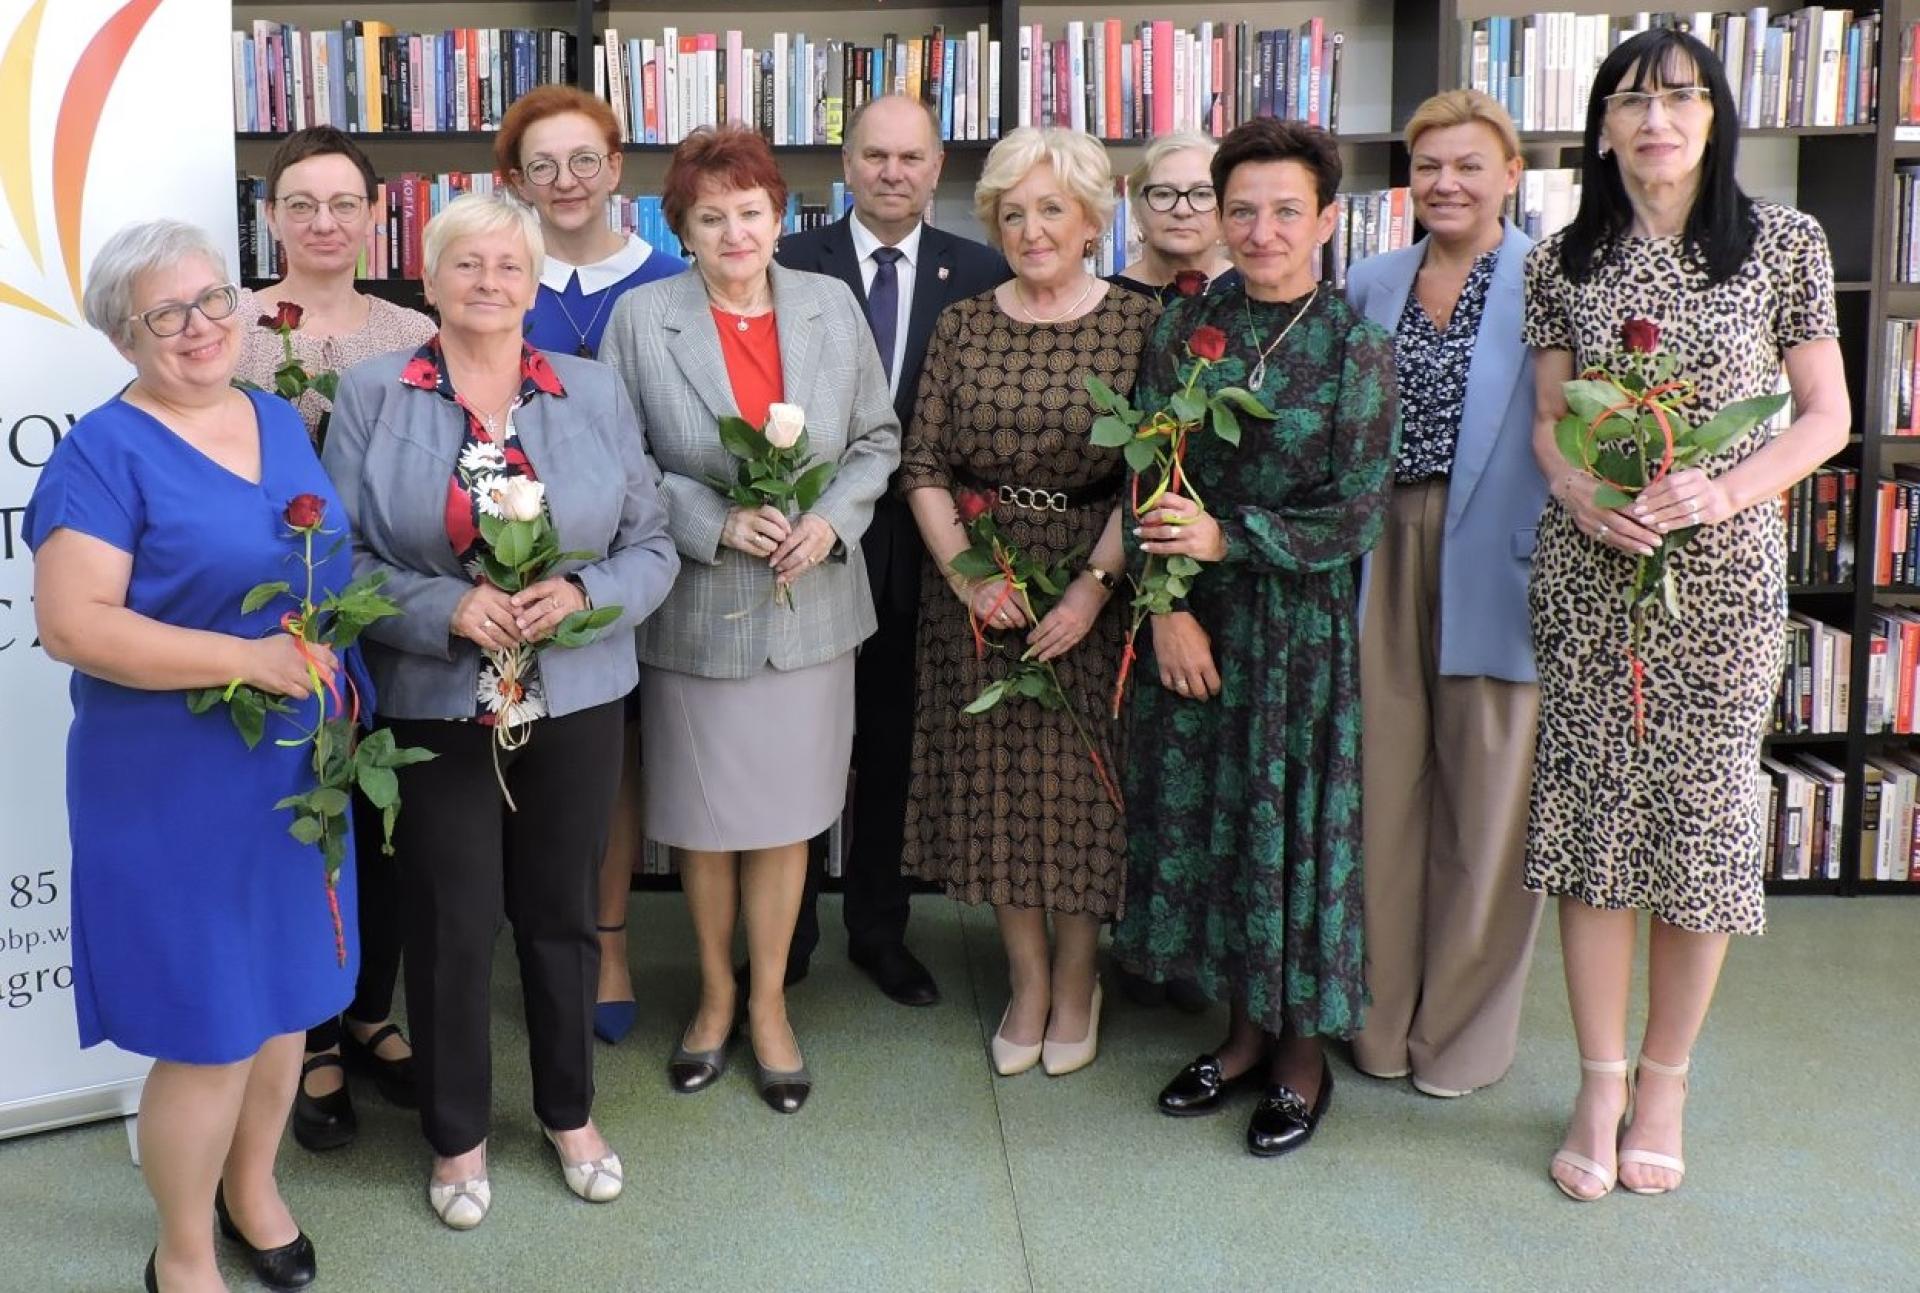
top-left (385, 701), bottom-right (623, 1157)
top-left (792, 594), bottom-right (918, 965)
top-left (306, 792), bottom-right (404, 1052)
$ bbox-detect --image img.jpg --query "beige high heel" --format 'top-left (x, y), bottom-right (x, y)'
top-left (1041, 983), bottom-right (1103, 1078)
top-left (1551, 1056), bottom-right (1630, 1203)
top-left (991, 1003), bottom-right (1042, 1076)
top-left (1619, 1053), bottom-right (1690, 1195)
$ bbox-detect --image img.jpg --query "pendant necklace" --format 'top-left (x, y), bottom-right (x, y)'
top-left (1014, 275), bottom-right (1096, 324)
top-left (713, 290), bottom-right (772, 333)
top-left (554, 286), bottom-right (614, 358)
top-left (1245, 286), bottom-right (1319, 388)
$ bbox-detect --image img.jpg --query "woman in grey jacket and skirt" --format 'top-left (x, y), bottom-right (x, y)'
top-left (600, 127), bottom-right (900, 1115)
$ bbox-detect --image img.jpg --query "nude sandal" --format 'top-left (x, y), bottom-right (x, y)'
top-left (1619, 1053), bottom-right (1690, 1195)
top-left (1551, 1056), bottom-right (1630, 1202)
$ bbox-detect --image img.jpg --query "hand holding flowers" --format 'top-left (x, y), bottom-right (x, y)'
top-left (712, 402), bottom-right (838, 611)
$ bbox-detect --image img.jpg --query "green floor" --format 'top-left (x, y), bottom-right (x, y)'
top-left (1, 895), bottom-right (1915, 1292)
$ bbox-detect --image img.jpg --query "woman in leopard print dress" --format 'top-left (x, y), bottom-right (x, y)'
top-left (1523, 30), bottom-right (1849, 1202)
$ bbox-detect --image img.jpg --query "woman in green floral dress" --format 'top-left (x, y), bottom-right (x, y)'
top-left (1111, 119), bottom-right (1398, 1158)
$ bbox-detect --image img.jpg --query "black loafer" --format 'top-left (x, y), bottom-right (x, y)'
top-left (849, 941), bottom-right (940, 1007)
top-left (1157, 1053), bottom-right (1264, 1117)
top-left (1246, 1064), bottom-right (1334, 1158)
top-left (341, 1023), bottom-right (417, 1108)
top-left (214, 1185), bottom-right (317, 1290)
top-left (290, 1054), bottom-right (355, 1153)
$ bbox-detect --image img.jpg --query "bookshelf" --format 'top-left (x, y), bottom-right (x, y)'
top-left (229, 0), bottom-right (1915, 895)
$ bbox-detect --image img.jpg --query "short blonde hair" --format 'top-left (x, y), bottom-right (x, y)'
top-left (422, 191), bottom-right (545, 284)
top-left (1127, 130), bottom-right (1218, 207)
top-left (973, 127), bottom-right (1115, 249)
top-left (1403, 89), bottom-right (1522, 160)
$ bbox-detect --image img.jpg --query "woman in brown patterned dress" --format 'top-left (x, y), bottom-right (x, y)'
top-left (900, 127), bottom-right (1151, 1078)
top-left (1525, 31), bottom-right (1848, 1202)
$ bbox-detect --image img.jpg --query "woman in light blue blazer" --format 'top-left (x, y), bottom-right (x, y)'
top-left (1344, 90), bottom-right (1548, 1098)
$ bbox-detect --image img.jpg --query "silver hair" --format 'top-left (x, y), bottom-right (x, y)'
top-left (81, 219), bottom-right (231, 346)
top-left (422, 191), bottom-right (545, 284)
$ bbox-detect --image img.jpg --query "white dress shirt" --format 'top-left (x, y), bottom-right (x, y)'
top-left (847, 212), bottom-right (922, 398)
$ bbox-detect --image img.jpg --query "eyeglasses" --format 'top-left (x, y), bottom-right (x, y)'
top-left (128, 283), bottom-right (240, 338)
top-left (1142, 183), bottom-right (1218, 214)
top-left (276, 194), bottom-right (370, 223)
top-left (521, 151), bottom-right (607, 186)
top-left (1602, 86), bottom-right (1712, 119)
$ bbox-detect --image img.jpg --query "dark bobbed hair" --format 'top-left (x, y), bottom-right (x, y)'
top-left (659, 126), bottom-right (790, 240)
top-left (1210, 118), bottom-right (1342, 211)
top-left (1559, 27), bottom-right (1755, 286)
top-left (266, 126), bottom-right (379, 202)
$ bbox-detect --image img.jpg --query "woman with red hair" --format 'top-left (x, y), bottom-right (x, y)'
top-left (599, 127), bottom-right (899, 1113)
top-left (499, 84), bottom-right (687, 1047)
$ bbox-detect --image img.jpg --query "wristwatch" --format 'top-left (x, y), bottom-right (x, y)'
top-left (1084, 565), bottom-right (1119, 592)
top-left (565, 574), bottom-right (593, 609)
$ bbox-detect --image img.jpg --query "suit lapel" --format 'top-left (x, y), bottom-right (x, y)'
top-left (1368, 238), bottom-right (1423, 335)
top-left (662, 273), bottom-right (737, 424)
top-left (770, 263), bottom-right (824, 414)
top-left (1447, 222), bottom-right (1530, 522)
top-left (904, 225), bottom-right (953, 380)
top-left (824, 216), bottom-right (868, 309)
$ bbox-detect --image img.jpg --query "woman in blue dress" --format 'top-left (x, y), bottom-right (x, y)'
top-left (498, 84), bottom-right (688, 1042)
top-left (26, 220), bottom-right (362, 1293)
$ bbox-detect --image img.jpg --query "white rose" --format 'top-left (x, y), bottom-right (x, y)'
top-left (493, 477), bottom-right (547, 523)
top-left (764, 402), bottom-right (807, 450)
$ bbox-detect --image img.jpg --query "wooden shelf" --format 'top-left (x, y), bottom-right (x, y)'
top-left (1765, 879), bottom-right (1845, 896)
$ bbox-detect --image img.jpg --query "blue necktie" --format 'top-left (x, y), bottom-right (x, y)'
top-left (866, 246), bottom-right (903, 382)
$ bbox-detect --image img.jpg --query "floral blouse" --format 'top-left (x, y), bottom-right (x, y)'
top-left (397, 337), bottom-right (567, 725)
top-left (1391, 248), bottom-right (1496, 485)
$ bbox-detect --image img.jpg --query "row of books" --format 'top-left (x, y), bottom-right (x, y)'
top-left (1013, 20), bottom-right (1343, 138)
top-left (1775, 613), bottom-right (1851, 735)
top-left (231, 22), bottom-right (578, 135)
top-left (1782, 467), bottom-right (1859, 588)
top-left (1760, 752), bottom-right (1845, 880)
top-left (596, 26), bottom-right (997, 147)
top-left (1867, 608), bottom-right (1920, 734)
top-left (1892, 166), bottom-right (1920, 285)
top-left (1884, 318), bottom-right (1920, 438)
top-left (1900, 23), bottom-right (1920, 125)
top-left (1870, 474), bottom-right (1920, 588)
top-left (1460, 8), bottom-right (1880, 133)
top-left (1861, 754), bottom-right (1920, 879)
top-left (1501, 169), bottom-right (1582, 242)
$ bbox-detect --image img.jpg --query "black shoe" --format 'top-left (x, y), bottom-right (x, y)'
top-left (734, 957), bottom-right (811, 989)
top-left (1157, 1053), bottom-right (1264, 1117)
top-left (341, 1022), bottom-right (417, 1108)
top-left (849, 941), bottom-right (939, 1007)
top-left (755, 1058), bottom-right (813, 1114)
top-left (290, 1054), bottom-right (356, 1153)
top-left (1246, 1064), bottom-right (1334, 1158)
top-left (214, 1185), bottom-right (317, 1290)
top-left (667, 1025), bottom-right (735, 1094)
top-left (144, 1248), bottom-right (157, 1293)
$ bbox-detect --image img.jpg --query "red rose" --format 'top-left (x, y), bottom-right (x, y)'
top-left (954, 488), bottom-right (994, 524)
top-left (1188, 325), bottom-right (1228, 361)
top-left (285, 493), bottom-right (326, 530)
top-left (258, 301), bottom-right (305, 331)
top-left (1171, 270), bottom-right (1209, 298)
top-left (1620, 318), bottom-right (1660, 354)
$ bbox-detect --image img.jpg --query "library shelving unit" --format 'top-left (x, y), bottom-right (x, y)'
top-left (231, 0), bottom-right (1915, 896)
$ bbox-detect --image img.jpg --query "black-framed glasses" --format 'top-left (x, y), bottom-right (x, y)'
top-left (275, 193), bottom-right (369, 223)
top-left (522, 151), bottom-right (607, 186)
top-left (1602, 86), bottom-right (1712, 119)
top-left (1142, 183), bottom-right (1217, 213)
top-left (128, 283), bottom-right (240, 338)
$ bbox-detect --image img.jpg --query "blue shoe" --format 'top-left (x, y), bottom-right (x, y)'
top-left (593, 1001), bottom-right (637, 1045)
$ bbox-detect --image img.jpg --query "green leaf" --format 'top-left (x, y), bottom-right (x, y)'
top-left (717, 415), bottom-right (768, 460)
top-left (792, 460), bottom-right (838, 512)
top-left (1166, 555), bottom-right (1201, 577)
top-left (962, 681), bottom-right (1008, 714)
top-left (186, 687), bottom-right (225, 715)
top-left (1592, 483), bottom-right (1635, 510)
top-left (1685, 393), bottom-right (1791, 456)
top-left (274, 792), bottom-right (310, 812)
top-left (1210, 402), bottom-right (1242, 447)
top-left (1563, 379), bottom-right (1625, 423)
top-left (551, 604), bottom-right (624, 649)
top-left (1553, 413), bottom-right (1593, 471)
top-left (288, 815), bottom-right (325, 845)
top-left (1090, 415), bottom-right (1134, 448)
top-left (383, 745), bottom-right (437, 769)
top-left (1013, 671), bottom-right (1050, 698)
top-left (1214, 387), bottom-right (1275, 419)
top-left (1083, 374), bottom-right (1123, 413)
top-left (273, 369), bottom-right (304, 400)
top-left (947, 548), bottom-right (999, 580)
top-left (241, 581), bottom-right (292, 614)
top-left (311, 371), bottom-right (339, 402)
top-left (493, 518), bottom-right (536, 571)
top-left (1123, 438), bottom-right (1160, 473)
top-left (1170, 389), bottom-right (1205, 425)
top-left (356, 763), bottom-right (399, 809)
top-left (230, 689), bottom-right (268, 749)
top-left (308, 786), bottom-right (350, 817)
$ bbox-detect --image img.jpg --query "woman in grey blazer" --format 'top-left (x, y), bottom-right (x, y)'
top-left (323, 193), bottom-right (677, 1229)
top-left (599, 127), bottom-right (900, 1114)
top-left (1343, 91), bottom-right (1548, 1100)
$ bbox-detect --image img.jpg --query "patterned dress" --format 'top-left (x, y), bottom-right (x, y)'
top-left (898, 288), bottom-right (1157, 917)
top-left (1522, 202), bottom-right (1837, 936)
top-left (1111, 287), bottom-right (1398, 1039)
top-left (234, 289), bottom-right (436, 443)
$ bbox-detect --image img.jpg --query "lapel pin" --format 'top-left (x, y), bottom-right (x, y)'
top-left (937, 266), bottom-right (949, 281)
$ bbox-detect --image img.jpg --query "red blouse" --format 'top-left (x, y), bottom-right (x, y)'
top-left (712, 306), bottom-right (783, 426)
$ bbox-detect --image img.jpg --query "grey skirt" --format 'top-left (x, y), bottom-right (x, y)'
top-left (640, 654), bottom-right (855, 852)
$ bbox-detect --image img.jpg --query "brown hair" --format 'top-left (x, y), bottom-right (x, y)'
top-left (495, 85), bottom-right (623, 176)
top-left (1211, 119), bottom-right (1342, 211)
top-left (660, 126), bottom-right (789, 239)
top-left (265, 126), bottom-right (378, 201)
top-left (1403, 89), bottom-right (1522, 160)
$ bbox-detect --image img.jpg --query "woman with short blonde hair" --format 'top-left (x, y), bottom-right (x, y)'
top-left (1110, 130), bottom-right (1238, 306)
top-left (972, 125), bottom-right (1117, 239)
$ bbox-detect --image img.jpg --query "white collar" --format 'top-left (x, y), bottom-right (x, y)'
top-left (540, 233), bottom-right (657, 295)
top-left (848, 212), bottom-right (923, 268)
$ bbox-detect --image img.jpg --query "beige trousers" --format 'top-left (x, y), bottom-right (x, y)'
top-left (1352, 481), bottom-right (1544, 1093)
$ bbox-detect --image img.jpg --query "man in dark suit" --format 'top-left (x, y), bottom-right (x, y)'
top-left (776, 94), bottom-right (1008, 1005)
